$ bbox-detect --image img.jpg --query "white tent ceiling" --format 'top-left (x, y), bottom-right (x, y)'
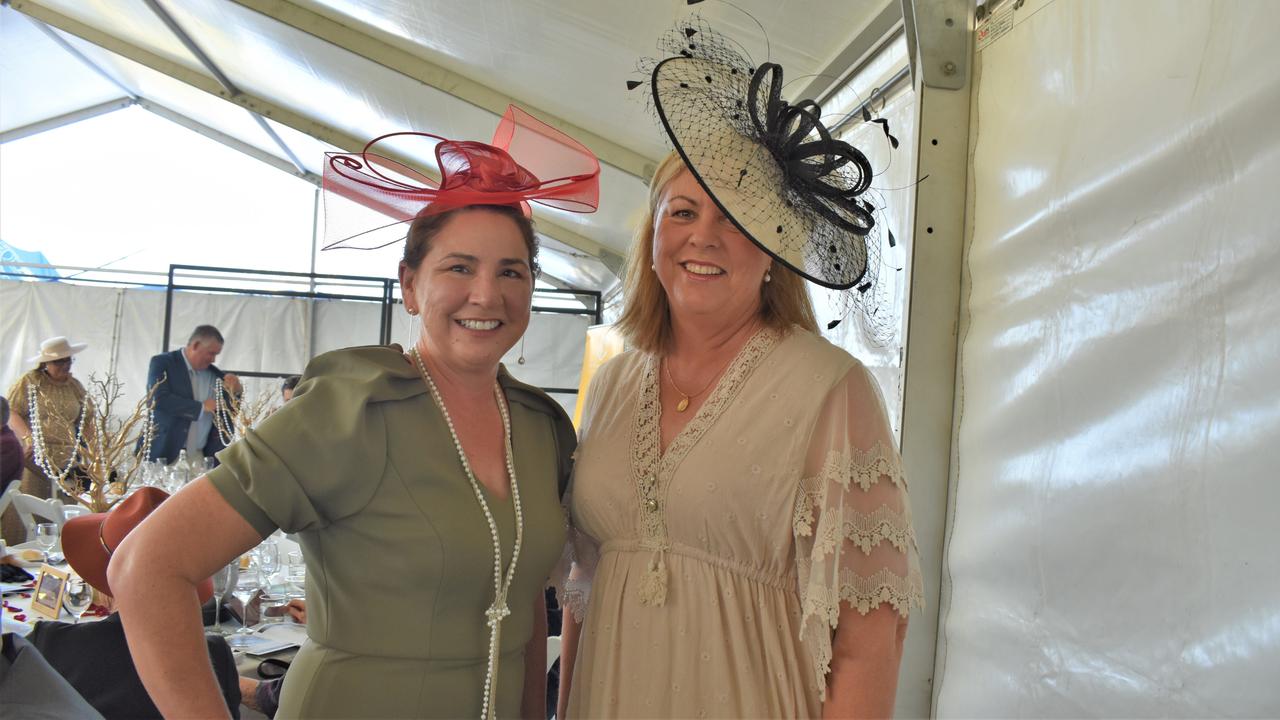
top-left (1, 0), bottom-right (899, 291)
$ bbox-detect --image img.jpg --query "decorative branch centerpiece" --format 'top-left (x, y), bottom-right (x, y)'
top-left (29, 373), bottom-right (159, 513)
top-left (211, 377), bottom-right (274, 446)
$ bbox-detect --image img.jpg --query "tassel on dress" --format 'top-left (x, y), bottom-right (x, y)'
top-left (638, 550), bottom-right (668, 606)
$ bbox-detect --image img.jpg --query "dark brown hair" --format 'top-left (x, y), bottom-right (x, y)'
top-left (402, 204), bottom-right (539, 275)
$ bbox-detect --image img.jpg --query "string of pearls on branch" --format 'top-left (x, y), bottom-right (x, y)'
top-left (27, 389), bottom-right (88, 486)
top-left (212, 377), bottom-right (238, 446)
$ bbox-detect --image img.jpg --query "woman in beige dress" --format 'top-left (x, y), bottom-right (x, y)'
top-left (558, 21), bottom-right (924, 718)
top-left (3, 336), bottom-right (89, 543)
top-left (109, 107), bottom-right (600, 719)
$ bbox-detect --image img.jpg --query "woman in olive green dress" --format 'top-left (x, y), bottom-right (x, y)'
top-left (109, 108), bottom-right (599, 718)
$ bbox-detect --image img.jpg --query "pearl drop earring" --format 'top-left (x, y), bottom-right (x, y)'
top-left (764, 271), bottom-right (772, 283)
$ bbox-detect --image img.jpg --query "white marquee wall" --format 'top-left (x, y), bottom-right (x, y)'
top-left (936, 0), bottom-right (1280, 716)
top-left (1, 279), bottom-right (587, 418)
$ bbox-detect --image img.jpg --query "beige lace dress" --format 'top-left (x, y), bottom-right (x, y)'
top-left (562, 326), bottom-right (924, 718)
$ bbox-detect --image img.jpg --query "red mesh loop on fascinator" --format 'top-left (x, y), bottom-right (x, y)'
top-left (322, 105), bottom-right (600, 250)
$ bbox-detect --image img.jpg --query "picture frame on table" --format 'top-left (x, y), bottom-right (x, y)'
top-left (31, 564), bottom-right (69, 619)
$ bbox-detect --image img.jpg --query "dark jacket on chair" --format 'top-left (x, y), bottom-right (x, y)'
top-left (0, 633), bottom-right (103, 719)
top-left (145, 349), bottom-right (231, 464)
top-left (27, 614), bottom-right (240, 719)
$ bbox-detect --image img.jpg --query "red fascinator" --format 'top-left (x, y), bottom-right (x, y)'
top-left (322, 105), bottom-right (600, 249)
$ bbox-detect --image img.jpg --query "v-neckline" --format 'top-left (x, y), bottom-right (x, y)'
top-left (631, 326), bottom-right (783, 482)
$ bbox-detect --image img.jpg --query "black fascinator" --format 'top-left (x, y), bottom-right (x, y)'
top-left (632, 16), bottom-right (899, 333)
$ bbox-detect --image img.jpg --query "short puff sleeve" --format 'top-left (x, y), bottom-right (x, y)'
top-left (207, 348), bottom-right (398, 538)
top-left (792, 361), bottom-right (925, 692)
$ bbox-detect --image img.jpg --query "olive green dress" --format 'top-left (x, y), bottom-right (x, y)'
top-left (208, 345), bottom-right (574, 719)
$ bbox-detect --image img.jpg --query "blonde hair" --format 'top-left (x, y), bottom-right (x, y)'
top-left (615, 151), bottom-right (819, 354)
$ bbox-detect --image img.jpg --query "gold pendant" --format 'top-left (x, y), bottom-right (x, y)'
top-left (676, 396), bottom-right (690, 412)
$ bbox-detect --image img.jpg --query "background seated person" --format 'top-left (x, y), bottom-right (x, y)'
top-left (280, 375), bottom-right (300, 403)
top-left (26, 487), bottom-right (240, 719)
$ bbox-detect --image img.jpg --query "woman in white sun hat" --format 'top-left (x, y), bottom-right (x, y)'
top-left (2, 336), bottom-right (90, 543)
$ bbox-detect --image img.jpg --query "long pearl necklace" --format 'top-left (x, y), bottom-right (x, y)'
top-left (411, 348), bottom-right (523, 720)
top-left (27, 382), bottom-right (89, 485)
top-left (212, 378), bottom-right (236, 445)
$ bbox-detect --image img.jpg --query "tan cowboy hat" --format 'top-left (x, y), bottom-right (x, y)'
top-left (62, 487), bottom-right (215, 603)
top-left (26, 336), bottom-right (88, 365)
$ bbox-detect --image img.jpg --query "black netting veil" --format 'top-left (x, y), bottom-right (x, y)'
top-left (634, 15), bottom-right (898, 339)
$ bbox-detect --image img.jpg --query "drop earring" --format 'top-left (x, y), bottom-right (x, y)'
top-left (764, 271), bottom-right (772, 283)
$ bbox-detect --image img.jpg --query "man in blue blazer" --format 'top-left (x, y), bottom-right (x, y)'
top-left (145, 325), bottom-right (241, 465)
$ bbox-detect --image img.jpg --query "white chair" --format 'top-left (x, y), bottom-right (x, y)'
top-left (0, 482), bottom-right (17, 518)
top-left (547, 634), bottom-right (562, 673)
top-left (9, 491), bottom-right (73, 539)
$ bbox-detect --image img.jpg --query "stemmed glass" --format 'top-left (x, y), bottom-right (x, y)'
top-left (63, 575), bottom-right (93, 623)
top-left (209, 563), bottom-right (237, 635)
top-left (34, 523), bottom-right (58, 563)
top-left (226, 566), bottom-right (262, 649)
top-left (254, 542), bottom-right (280, 591)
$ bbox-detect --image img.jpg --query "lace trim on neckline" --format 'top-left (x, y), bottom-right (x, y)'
top-left (626, 326), bottom-right (784, 605)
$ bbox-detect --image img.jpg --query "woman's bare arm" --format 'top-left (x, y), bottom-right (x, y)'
top-left (822, 606), bottom-right (908, 719)
top-left (555, 586), bottom-right (584, 719)
top-left (109, 477), bottom-right (264, 718)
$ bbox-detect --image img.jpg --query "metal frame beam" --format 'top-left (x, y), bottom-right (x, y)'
top-left (137, 99), bottom-right (321, 185)
top-left (143, 0), bottom-right (309, 179)
top-left (0, 97), bottom-right (134, 144)
top-left (6, 0), bottom-right (622, 273)
top-left (896, 0), bottom-right (975, 717)
top-left (228, 0), bottom-right (656, 181)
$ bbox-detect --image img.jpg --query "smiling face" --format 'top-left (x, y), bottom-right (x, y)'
top-left (399, 208), bottom-right (535, 377)
top-left (652, 170), bottom-right (773, 328)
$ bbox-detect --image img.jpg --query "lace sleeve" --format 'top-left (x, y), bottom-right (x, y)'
top-left (548, 362), bottom-right (609, 624)
top-left (792, 362), bottom-right (925, 694)
top-left (551, 497), bottom-right (600, 624)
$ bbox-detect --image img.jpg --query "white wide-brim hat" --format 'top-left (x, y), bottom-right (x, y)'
top-left (27, 336), bottom-right (88, 365)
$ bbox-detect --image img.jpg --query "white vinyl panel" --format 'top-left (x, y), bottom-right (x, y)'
top-left (0, 280), bottom-right (122, 400)
top-left (938, 0), bottom-right (1280, 716)
top-left (113, 287), bottom-right (168, 411)
top-left (500, 312), bottom-right (589, 392)
top-left (311, 298), bottom-right (383, 358)
top-left (163, 290), bottom-right (309, 377)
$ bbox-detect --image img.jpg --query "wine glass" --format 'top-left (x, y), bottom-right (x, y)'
top-left (226, 567), bottom-right (262, 648)
top-left (34, 523), bottom-right (58, 563)
top-left (63, 575), bottom-right (93, 623)
top-left (254, 541), bottom-right (280, 585)
top-left (209, 563), bottom-right (236, 635)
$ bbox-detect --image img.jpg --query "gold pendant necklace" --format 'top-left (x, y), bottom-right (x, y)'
top-left (662, 356), bottom-right (725, 413)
